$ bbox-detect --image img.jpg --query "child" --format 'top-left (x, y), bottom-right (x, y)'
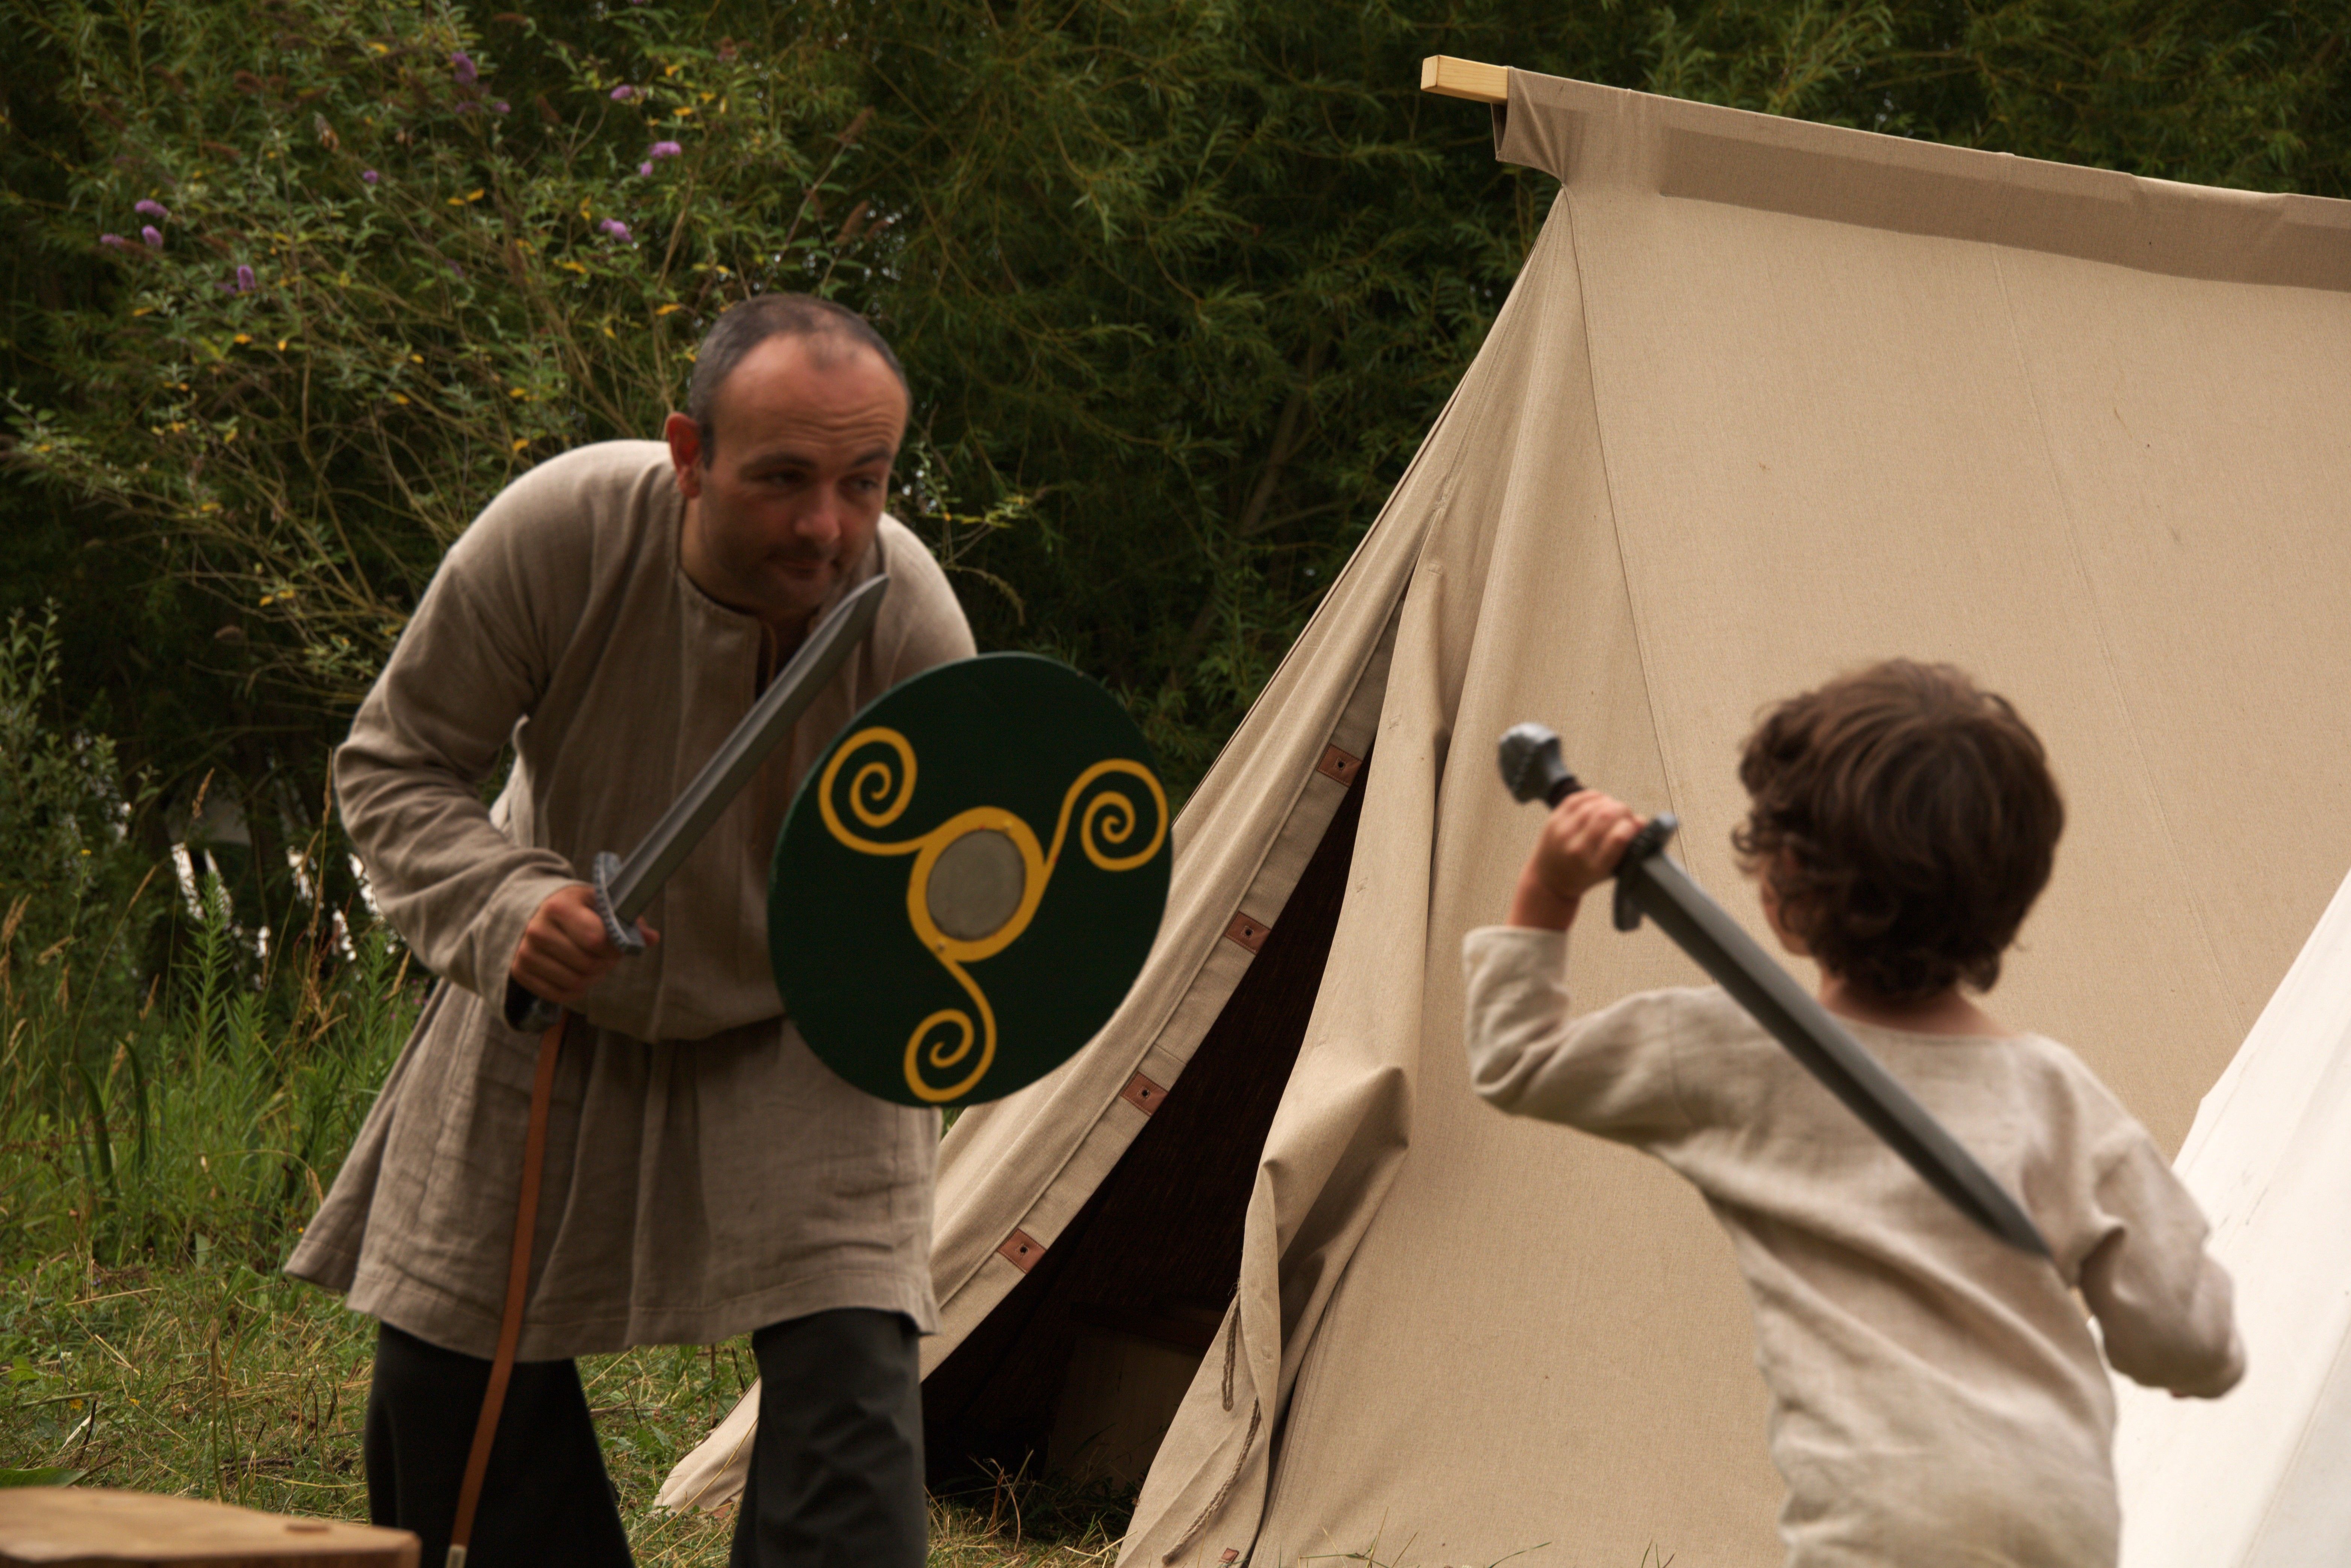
top-left (1463, 660), bottom-right (2242, 1568)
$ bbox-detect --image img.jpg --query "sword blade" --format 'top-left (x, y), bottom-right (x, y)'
top-left (1619, 851), bottom-right (2052, 1258)
top-left (607, 573), bottom-right (890, 923)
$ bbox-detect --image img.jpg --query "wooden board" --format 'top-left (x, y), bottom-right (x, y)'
top-left (0, 1488), bottom-right (416, 1568)
top-left (1419, 55), bottom-right (1508, 104)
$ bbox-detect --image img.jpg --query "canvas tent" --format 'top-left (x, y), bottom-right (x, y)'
top-left (661, 66), bottom-right (2351, 1566)
top-left (2111, 861), bottom-right (2351, 1568)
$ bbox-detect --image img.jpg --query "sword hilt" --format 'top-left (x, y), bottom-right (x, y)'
top-left (1496, 722), bottom-right (1679, 929)
top-left (502, 852), bottom-right (648, 1032)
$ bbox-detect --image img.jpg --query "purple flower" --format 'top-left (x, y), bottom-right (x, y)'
top-left (451, 51), bottom-right (477, 85)
top-left (648, 140), bottom-right (683, 159)
top-left (598, 218), bottom-right (632, 241)
top-left (610, 85), bottom-right (637, 101)
top-left (141, 225), bottom-right (164, 249)
top-left (100, 232), bottom-right (129, 248)
top-left (449, 262), bottom-right (465, 278)
top-left (637, 160), bottom-right (653, 177)
top-left (492, 100), bottom-right (510, 114)
top-left (236, 264), bottom-right (256, 293)
top-left (135, 198), bottom-right (170, 221)
top-left (361, 169), bottom-right (380, 185)
top-left (456, 101), bottom-right (478, 115)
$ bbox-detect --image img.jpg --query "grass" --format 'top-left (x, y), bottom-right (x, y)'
top-left (0, 877), bottom-right (1125, 1565)
top-left (0, 1245), bottom-right (1125, 1565)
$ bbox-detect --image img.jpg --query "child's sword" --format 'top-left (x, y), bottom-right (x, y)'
top-left (1498, 722), bottom-right (2052, 1259)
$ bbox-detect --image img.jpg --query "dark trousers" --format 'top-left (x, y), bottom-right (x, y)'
top-left (365, 1321), bottom-right (631, 1567)
top-left (363, 1309), bottom-right (924, 1568)
top-left (729, 1309), bottom-right (926, 1568)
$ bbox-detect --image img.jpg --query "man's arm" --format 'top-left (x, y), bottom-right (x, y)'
top-left (336, 471), bottom-right (607, 1007)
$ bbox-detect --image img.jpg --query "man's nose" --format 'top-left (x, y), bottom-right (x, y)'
top-left (792, 488), bottom-right (845, 544)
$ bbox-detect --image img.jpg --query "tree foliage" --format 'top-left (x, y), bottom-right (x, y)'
top-left (2, 0), bottom-right (2344, 807)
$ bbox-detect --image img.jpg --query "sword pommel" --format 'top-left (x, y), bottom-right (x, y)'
top-left (1498, 722), bottom-right (1583, 806)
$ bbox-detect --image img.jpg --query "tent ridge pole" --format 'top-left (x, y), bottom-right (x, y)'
top-left (1421, 56), bottom-right (1508, 105)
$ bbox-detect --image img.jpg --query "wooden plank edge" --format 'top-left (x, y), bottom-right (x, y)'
top-left (1420, 55), bottom-right (1508, 105)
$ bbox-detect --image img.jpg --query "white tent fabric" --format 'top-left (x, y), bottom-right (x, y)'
top-left (2113, 863), bottom-right (2351, 1568)
top-left (663, 70), bottom-right (2351, 1566)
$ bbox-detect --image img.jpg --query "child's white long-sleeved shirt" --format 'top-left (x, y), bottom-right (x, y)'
top-left (1462, 925), bottom-right (2242, 1568)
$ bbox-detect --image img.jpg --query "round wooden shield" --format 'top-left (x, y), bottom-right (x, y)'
top-left (770, 654), bottom-right (1171, 1108)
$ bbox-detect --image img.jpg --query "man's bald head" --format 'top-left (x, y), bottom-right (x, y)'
top-left (688, 294), bottom-right (907, 460)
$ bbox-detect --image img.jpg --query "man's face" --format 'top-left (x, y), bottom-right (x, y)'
top-left (668, 332), bottom-right (908, 640)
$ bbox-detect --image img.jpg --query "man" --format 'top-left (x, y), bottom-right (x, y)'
top-left (288, 295), bottom-right (974, 1566)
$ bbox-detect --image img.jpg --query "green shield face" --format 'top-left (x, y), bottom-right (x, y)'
top-left (770, 654), bottom-right (1171, 1108)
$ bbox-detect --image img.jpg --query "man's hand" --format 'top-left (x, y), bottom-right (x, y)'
top-left (1507, 791), bottom-right (1644, 931)
top-left (511, 884), bottom-right (660, 1008)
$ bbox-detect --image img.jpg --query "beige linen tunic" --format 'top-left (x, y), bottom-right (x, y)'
top-left (287, 440), bottom-right (975, 1359)
top-left (1461, 926), bottom-right (2243, 1568)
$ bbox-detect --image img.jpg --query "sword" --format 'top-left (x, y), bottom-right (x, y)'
top-left (1497, 722), bottom-right (2051, 1259)
top-left (505, 573), bottom-right (891, 1032)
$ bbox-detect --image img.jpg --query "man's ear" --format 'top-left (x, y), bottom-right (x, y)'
top-left (664, 411), bottom-right (705, 500)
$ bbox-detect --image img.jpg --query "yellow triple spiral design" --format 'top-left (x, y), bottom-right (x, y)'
top-left (818, 729), bottom-right (1169, 1102)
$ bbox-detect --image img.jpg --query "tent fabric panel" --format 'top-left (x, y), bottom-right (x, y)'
top-left (1127, 184), bottom-right (1757, 1563)
top-left (1497, 76), bottom-right (2351, 292)
top-left (1512, 73), bottom-right (2347, 1149)
top-left (1563, 177), bottom-right (2241, 1146)
top-left (1138, 70), bottom-right (2351, 1568)
top-left (1994, 252), bottom-right (2351, 1073)
top-left (2113, 864), bottom-right (2351, 1568)
top-left (1239, 157), bottom-right (1786, 1564)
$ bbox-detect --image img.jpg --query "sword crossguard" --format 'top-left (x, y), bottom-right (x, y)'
top-left (1611, 814), bottom-right (1681, 931)
top-left (592, 851), bottom-right (648, 957)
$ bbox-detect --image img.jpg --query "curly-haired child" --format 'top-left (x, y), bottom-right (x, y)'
top-left (1463, 659), bottom-right (2242, 1568)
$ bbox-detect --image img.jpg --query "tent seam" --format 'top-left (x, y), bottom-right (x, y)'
top-left (1985, 244), bottom-right (2240, 1049)
top-left (1559, 182), bottom-right (1682, 832)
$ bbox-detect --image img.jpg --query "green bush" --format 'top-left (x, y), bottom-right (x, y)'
top-left (9, 0), bottom-right (893, 710)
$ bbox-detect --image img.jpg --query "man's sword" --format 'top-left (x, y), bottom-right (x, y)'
top-left (1497, 722), bottom-right (2051, 1259)
top-left (505, 572), bottom-right (891, 1031)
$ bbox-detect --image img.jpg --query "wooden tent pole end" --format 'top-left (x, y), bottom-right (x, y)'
top-left (1421, 56), bottom-right (1508, 105)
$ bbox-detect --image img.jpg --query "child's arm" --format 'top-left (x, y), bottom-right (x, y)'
top-left (1466, 791), bottom-right (1690, 1141)
top-left (2080, 1135), bottom-right (2245, 1399)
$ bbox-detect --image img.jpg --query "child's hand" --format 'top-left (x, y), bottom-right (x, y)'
top-left (1506, 791), bottom-right (1644, 931)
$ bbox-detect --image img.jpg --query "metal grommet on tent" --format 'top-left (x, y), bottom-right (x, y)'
top-left (996, 1228), bottom-right (1044, 1273)
top-left (1120, 1071), bottom-right (1169, 1115)
top-left (1315, 744), bottom-right (1363, 786)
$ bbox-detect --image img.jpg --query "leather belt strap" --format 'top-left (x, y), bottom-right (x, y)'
top-left (447, 1010), bottom-right (568, 1567)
